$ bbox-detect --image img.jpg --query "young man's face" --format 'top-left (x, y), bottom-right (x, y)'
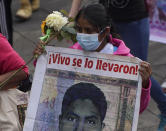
top-left (59, 99), bottom-right (104, 131)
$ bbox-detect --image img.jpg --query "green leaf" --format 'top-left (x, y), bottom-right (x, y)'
top-left (62, 26), bottom-right (76, 34)
top-left (68, 17), bottom-right (75, 22)
top-left (71, 34), bottom-right (77, 43)
top-left (66, 22), bottom-right (75, 28)
top-left (57, 33), bottom-right (63, 41)
top-left (40, 28), bottom-right (52, 42)
top-left (60, 9), bottom-right (68, 16)
top-left (60, 31), bottom-right (68, 38)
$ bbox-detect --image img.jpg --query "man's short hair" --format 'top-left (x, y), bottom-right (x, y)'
top-left (61, 82), bottom-right (107, 121)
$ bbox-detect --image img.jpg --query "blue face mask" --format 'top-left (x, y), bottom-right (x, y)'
top-left (76, 33), bottom-right (103, 51)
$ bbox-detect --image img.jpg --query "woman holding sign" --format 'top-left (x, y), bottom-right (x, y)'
top-left (34, 4), bottom-right (151, 115)
top-left (70, 4), bottom-right (151, 113)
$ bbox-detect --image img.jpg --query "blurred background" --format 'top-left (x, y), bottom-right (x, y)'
top-left (11, 0), bottom-right (166, 130)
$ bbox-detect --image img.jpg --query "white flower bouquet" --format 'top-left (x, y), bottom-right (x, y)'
top-left (0, 10), bottom-right (77, 89)
top-left (40, 10), bottom-right (76, 44)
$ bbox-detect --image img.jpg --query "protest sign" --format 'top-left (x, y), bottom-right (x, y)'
top-left (23, 46), bottom-right (142, 131)
top-left (150, 0), bottom-right (166, 44)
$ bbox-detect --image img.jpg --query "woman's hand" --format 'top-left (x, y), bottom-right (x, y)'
top-left (139, 61), bottom-right (152, 89)
top-left (33, 41), bottom-right (46, 57)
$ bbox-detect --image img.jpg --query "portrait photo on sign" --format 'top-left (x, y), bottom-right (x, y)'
top-left (23, 47), bottom-right (141, 131)
top-left (33, 69), bottom-right (138, 131)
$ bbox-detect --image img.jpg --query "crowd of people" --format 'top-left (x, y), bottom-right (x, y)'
top-left (0, 0), bottom-right (166, 131)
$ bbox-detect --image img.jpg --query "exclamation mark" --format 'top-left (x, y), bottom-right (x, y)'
top-left (49, 54), bottom-right (52, 64)
top-left (135, 65), bottom-right (138, 75)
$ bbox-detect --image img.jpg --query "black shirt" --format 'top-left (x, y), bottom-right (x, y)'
top-left (99, 0), bottom-right (148, 22)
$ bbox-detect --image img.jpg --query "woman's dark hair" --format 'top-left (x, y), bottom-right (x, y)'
top-left (75, 4), bottom-right (121, 39)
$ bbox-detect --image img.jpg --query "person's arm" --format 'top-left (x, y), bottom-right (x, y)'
top-left (140, 79), bottom-right (151, 113)
top-left (69, 0), bottom-right (82, 18)
top-left (0, 34), bottom-right (29, 90)
top-left (139, 61), bottom-right (152, 113)
top-left (0, 70), bottom-right (27, 90)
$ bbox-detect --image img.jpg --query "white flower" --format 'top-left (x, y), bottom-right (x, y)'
top-left (46, 11), bottom-right (68, 31)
